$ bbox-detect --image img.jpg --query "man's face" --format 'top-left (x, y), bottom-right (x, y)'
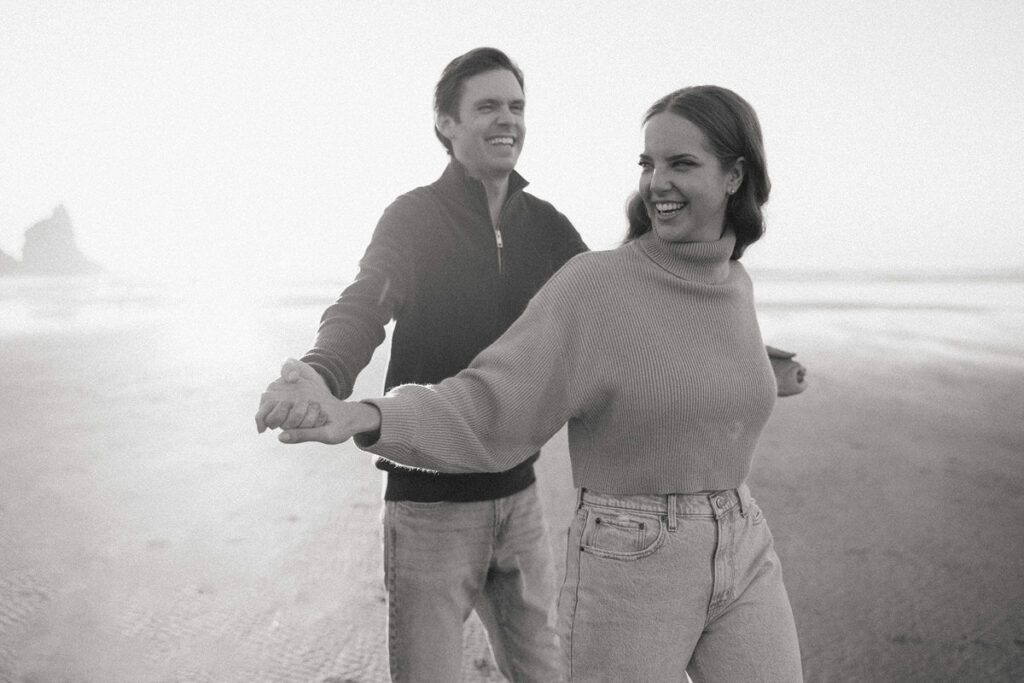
top-left (438, 69), bottom-right (525, 180)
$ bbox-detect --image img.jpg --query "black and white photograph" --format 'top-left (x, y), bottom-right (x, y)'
top-left (1, 1), bottom-right (1022, 681)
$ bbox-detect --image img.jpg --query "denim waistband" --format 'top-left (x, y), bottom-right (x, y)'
top-left (578, 484), bottom-right (751, 518)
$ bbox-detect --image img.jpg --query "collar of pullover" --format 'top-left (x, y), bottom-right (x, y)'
top-left (635, 229), bottom-right (736, 284)
top-left (438, 159), bottom-right (529, 216)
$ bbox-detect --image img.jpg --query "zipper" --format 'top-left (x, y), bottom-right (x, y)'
top-left (494, 197), bottom-right (514, 275)
top-left (494, 227), bottom-right (504, 274)
top-left (491, 181), bottom-right (524, 275)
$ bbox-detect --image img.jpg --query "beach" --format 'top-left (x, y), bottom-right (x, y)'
top-left (1, 273), bottom-right (1022, 682)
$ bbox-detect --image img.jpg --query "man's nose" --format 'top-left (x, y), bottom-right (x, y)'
top-left (496, 105), bottom-right (516, 125)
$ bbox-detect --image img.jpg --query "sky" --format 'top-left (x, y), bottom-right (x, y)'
top-left (1, 0), bottom-right (1023, 285)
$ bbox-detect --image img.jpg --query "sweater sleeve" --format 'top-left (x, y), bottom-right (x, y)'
top-left (357, 258), bottom-right (586, 473)
top-left (300, 197), bottom-right (420, 399)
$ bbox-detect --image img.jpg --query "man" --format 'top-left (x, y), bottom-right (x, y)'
top-left (258, 48), bottom-right (585, 682)
top-left (256, 48), bottom-right (807, 680)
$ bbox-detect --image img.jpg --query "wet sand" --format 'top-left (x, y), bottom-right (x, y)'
top-left (1, 298), bottom-right (1023, 681)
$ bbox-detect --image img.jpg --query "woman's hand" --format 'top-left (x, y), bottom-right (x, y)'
top-left (280, 399), bottom-right (382, 445)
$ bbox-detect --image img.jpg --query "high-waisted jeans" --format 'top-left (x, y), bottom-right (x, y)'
top-left (557, 484), bottom-right (802, 682)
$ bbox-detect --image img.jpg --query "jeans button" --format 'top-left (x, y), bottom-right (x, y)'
top-left (716, 497), bottom-right (726, 509)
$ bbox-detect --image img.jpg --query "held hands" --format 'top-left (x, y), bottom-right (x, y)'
top-left (254, 358), bottom-right (382, 445)
top-left (766, 346), bottom-right (808, 397)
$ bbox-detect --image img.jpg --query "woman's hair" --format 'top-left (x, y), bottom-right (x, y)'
top-left (623, 191), bottom-right (652, 241)
top-left (625, 85), bottom-right (770, 260)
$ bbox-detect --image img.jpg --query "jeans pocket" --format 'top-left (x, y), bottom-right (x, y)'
top-left (580, 509), bottom-right (665, 560)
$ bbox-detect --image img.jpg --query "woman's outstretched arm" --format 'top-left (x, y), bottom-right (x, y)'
top-left (258, 257), bottom-right (589, 473)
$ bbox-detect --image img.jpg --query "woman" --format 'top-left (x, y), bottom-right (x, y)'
top-left (264, 86), bottom-right (803, 681)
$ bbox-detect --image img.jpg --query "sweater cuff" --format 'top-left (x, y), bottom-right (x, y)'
top-left (301, 358), bottom-right (350, 400)
top-left (356, 395), bottom-right (419, 461)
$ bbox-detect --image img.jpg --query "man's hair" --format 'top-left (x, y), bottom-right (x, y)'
top-left (433, 47), bottom-right (525, 154)
top-left (625, 85), bottom-right (771, 260)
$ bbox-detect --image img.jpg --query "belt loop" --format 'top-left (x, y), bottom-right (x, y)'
top-left (577, 487), bottom-right (585, 510)
top-left (667, 494), bottom-right (677, 531)
top-left (737, 485), bottom-right (748, 517)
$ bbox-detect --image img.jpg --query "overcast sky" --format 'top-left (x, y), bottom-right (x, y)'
top-left (2, 0), bottom-right (1022, 284)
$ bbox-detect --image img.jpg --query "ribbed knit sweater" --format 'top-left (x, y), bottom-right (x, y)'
top-left (359, 229), bottom-right (777, 494)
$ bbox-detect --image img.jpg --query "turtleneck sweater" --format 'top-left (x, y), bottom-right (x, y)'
top-left (359, 229), bottom-right (777, 494)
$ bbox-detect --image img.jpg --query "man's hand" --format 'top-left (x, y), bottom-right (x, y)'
top-left (767, 346), bottom-right (807, 397)
top-left (255, 358), bottom-right (383, 445)
top-left (255, 358), bottom-right (332, 433)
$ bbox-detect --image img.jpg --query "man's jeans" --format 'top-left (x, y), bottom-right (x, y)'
top-left (383, 483), bottom-right (560, 682)
top-left (557, 484), bottom-right (802, 682)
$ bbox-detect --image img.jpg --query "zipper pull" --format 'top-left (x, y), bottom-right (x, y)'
top-left (494, 228), bottom-right (504, 273)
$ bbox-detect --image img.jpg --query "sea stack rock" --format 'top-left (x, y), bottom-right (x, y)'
top-left (0, 247), bottom-right (19, 274)
top-left (20, 205), bottom-right (103, 275)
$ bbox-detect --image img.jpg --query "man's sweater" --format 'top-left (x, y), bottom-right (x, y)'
top-left (302, 159), bottom-right (586, 501)
top-left (359, 229), bottom-right (778, 494)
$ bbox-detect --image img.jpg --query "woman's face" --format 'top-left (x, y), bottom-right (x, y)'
top-left (638, 112), bottom-right (742, 243)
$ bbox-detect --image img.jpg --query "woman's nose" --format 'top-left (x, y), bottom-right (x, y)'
top-left (650, 167), bottom-right (672, 193)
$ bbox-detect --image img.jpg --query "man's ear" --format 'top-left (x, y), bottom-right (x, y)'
top-left (436, 113), bottom-right (456, 141)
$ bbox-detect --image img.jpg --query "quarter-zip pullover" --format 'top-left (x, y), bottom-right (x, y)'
top-left (303, 159), bottom-right (586, 501)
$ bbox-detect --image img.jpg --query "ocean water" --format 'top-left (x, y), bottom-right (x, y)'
top-left (0, 276), bottom-right (331, 335)
top-left (4, 268), bottom-right (1019, 344)
top-left (750, 268), bottom-right (1024, 368)
top-left (2, 270), bottom-right (1021, 366)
